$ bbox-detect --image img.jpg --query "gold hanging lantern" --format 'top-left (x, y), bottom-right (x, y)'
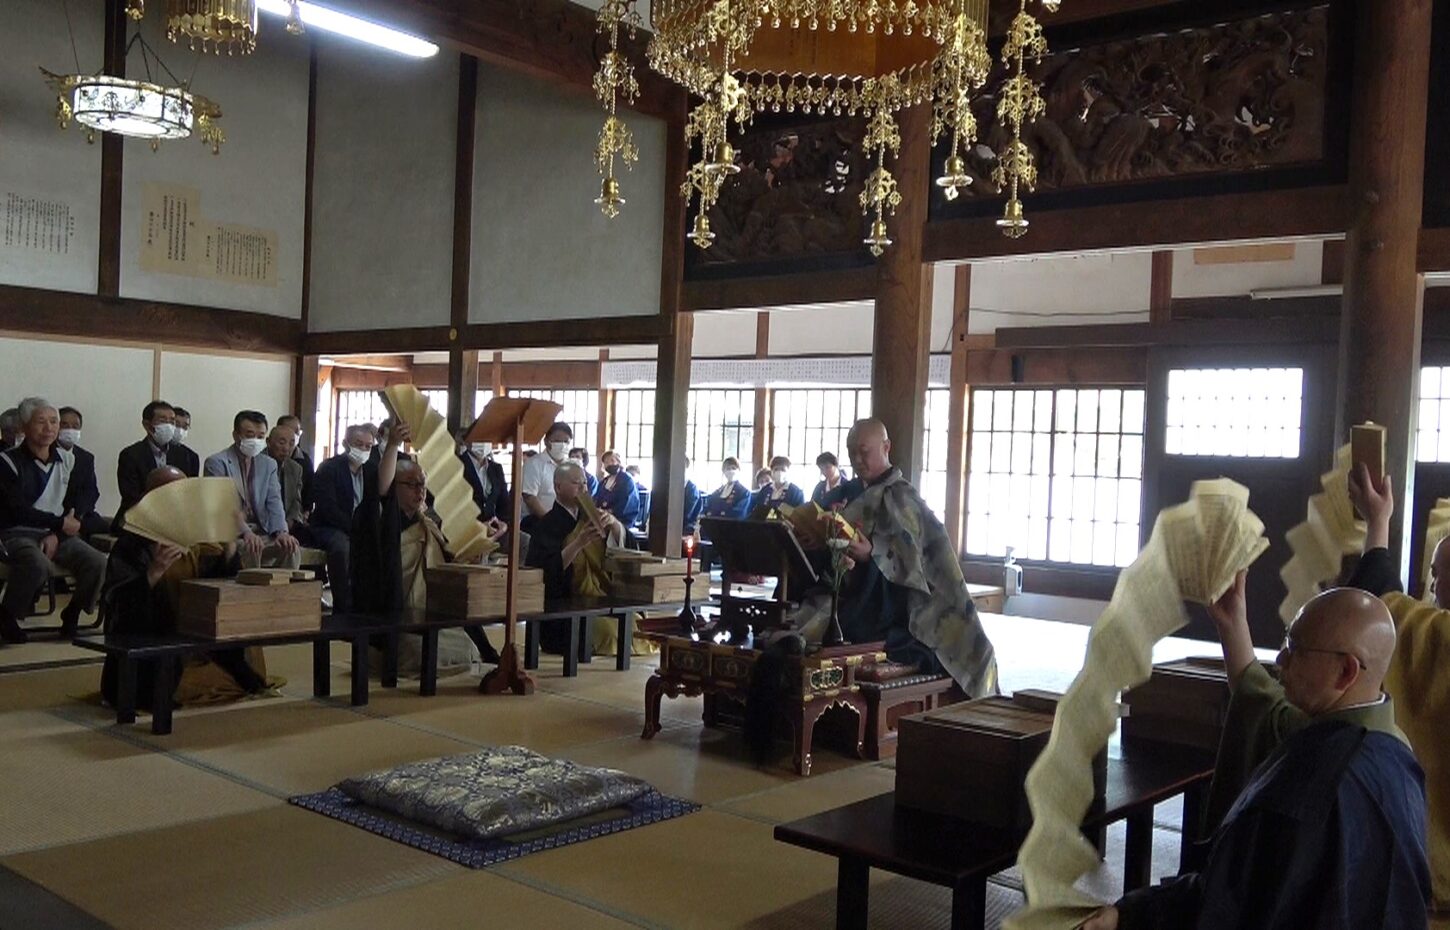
top-left (166, 0), bottom-right (259, 55)
top-left (592, 0), bottom-right (642, 219)
top-left (126, 0), bottom-right (146, 21)
top-left (592, 0), bottom-right (1058, 252)
top-left (993, 0), bottom-right (1049, 239)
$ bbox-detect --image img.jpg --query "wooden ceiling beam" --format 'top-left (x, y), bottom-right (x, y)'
top-left (346, 0), bottom-right (678, 120)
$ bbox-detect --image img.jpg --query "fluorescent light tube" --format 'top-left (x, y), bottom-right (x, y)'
top-left (256, 0), bottom-right (439, 58)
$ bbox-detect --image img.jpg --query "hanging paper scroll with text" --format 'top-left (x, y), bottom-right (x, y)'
top-left (1003, 478), bottom-right (1269, 930)
top-left (1277, 444), bottom-right (1365, 625)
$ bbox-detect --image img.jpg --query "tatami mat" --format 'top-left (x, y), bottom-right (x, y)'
top-left (744, 873), bottom-right (1025, 930)
top-left (3, 805), bottom-right (460, 930)
top-left (241, 869), bottom-right (641, 930)
top-left (0, 664), bottom-right (106, 713)
top-left (0, 711), bottom-right (273, 855)
top-left (496, 809), bottom-right (842, 929)
top-left (129, 701), bottom-right (477, 797)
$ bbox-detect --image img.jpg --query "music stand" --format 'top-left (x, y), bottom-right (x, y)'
top-left (464, 397), bottom-right (563, 696)
top-left (699, 517), bottom-right (816, 643)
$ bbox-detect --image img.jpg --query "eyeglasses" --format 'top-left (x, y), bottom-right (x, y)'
top-left (395, 480), bottom-right (426, 490)
top-left (1278, 636), bottom-right (1367, 670)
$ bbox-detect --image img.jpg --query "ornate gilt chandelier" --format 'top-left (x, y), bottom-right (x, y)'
top-left (594, 0), bottom-right (1059, 253)
top-left (165, 1), bottom-right (261, 55)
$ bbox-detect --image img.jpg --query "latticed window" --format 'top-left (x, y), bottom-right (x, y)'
top-left (614, 388), bottom-right (656, 486)
top-left (769, 388), bottom-right (871, 479)
top-left (508, 389), bottom-right (600, 455)
top-left (966, 387), bottom-right (1146, 568)
top-left (1417, 366), bottom-right (1450, 463)
top-left (333, 389), bottom-right (390, 454)
top-left (1165, 367), bottom-right (1303, 459)
top-left (919, 388), bottom-right (951, 520)
top-left (686, 389), bottom-right (755, 488)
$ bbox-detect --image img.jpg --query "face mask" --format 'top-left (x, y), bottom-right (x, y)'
top-left (150, 423), bottom-right (176, 446)
top-left (773, 469), bottom-right (789, 485)
top-left (347, 446), bottom-right (370, 467)
top-left (723, 468), bottom-right (739, 483)
top-left (237, 437), bottom-right (266, 458)
top-left (58, 429), bottom-right (81, 448)
top-left (548, 441), bottom-right (570, 462)
top-left (471, 442), bottom-right (492, 458)
top-left (172, 427), bottom-right (188, 444)
top-left (605, 464), bottom-right (621, 476)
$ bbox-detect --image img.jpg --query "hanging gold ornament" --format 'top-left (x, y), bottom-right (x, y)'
top-left (126, 0), bottom-right (145, 21)
top-left (859, 93), bottom-right (904, 257)
top-left (592, 0), bottom-right (642, 218)
top-left (993, 0), bottom-right (1049, 239)
top-left (285, 0), bottom-right (305, 35)
top-left (166, 0), bottom-right (258, 55)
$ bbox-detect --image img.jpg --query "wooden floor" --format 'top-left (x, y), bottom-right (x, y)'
top-left (0, 615), bottom-right (1213, 930)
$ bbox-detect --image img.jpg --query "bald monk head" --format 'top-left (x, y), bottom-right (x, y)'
top-left (846, 418), bottom-right (892, 483)
top-left (1282, 587), bottom-right (1397, 715)
top-left (1428, 536), bottom-right (1450, 611)
top-left (144, 465), bottom-right (187, 493)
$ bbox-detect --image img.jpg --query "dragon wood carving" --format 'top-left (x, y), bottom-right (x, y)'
top-left (954, 6), bottom-right (1331, 199)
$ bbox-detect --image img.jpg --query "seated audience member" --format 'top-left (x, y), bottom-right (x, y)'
top-left (265, 426), bottom-right (306, 532)
top-left (168, 406), bottom-right (201, 477)
top-left (308, 424), bottom-right (375, 613)
top-left (683, 457), bottom-right (703, 537)
top-left (752, 467), bottom-right (772, 494)
top-left (593, 449), bottom-right (640, 527)
top-left (625, 463), bottom-right (647, 491)
top-left (276, 414), bottom-right (314, 509)
top-left (569, 448), bottom-right (599, 495)
top-left (525, 462), bottom-right (629, 656)
top-left (0, 398), bottom-right (108, 642)
top-left (457, 433), bottom-right (509, 525)
top-left (1341, 466), bottom-right (1450, 913)
top-left (704, 457), bottom-right (753, 522)
top-left (1081, 577), bottom-right (1431, 930)
top-left (56, 406), bottom-right (108, 537)
top-left (751, 456), bottom-right (806, 517)
top-left (203, 411), bottom-right (300, 569)
top-left (811, 452), bottom-right (847, 507)
top-left (98, 466), bottom-right (269, 708)
top-left (116, 401), bottom-right (195, 528)
top-left (0, 408), bottom-right (20, 449)
top-left (520, 422), bottom-right (573, 528)
top-left (351, 421), bottom-right (500, 673)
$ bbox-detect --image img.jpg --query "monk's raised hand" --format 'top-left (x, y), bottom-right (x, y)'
top-left (1347, 463), bottom-right (1393, 532)
top-left (1206, 568), bottom-right (1248, 634)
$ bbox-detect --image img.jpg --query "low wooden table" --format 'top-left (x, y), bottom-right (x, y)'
top-left (72, 611), bottom-right (410, 735)
top-left (774, 746), bottom-right (1214, 930)
top-left (521, 595), bottom-right (687, 676)
top-left (644, 634), bottom-right (887, 775)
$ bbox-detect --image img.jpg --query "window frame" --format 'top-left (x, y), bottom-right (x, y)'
top-left (961, 383), bottom-right (1148, 573)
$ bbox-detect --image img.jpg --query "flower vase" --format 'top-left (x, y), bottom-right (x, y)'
top-left (822, 587), bottom-right (846, 647)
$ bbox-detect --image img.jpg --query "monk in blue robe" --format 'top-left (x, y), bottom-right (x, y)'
top-left (1082, 579), bottom-right (1431, 930)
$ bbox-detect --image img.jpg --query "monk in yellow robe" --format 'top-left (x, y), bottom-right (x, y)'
top-left (1345, 465), bottom-right (1450, 918)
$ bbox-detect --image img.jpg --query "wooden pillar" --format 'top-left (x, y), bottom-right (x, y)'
top-left (1149, 250), bottom-right (1173, 325)
top-left (98, 0), bottom-right (127, 298)
top-left (752, 312), bottom-right (770, 471)
top-left (446, 54), bottom-right (479, 434)
top-left (1335, 0), bottom-right (1433, 577)
top-left (870, 103), bottom-right (933, 485)
top-left (491, 351), bottom-right (504, 397)
top-left (296, 355), bottom-right (322, 451)
top-left (597, 349), bottom-right (613, 454)
top-left (648, 90), bottom-right (690, 557)
top-left (943, 265), bottom-right (971, 553)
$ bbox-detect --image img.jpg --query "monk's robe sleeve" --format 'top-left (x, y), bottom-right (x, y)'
top-left (1347, 545), bottom-right (1402, 596)
top-left (524, 508), bottom-right (573, 599)
top-left (1201, 661), bottom-right (1309, 835)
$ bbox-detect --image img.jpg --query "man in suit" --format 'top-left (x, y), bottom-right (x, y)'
top-left (115, 401), bottom-right (195, 529)
top-left (457, 433), bottom-right (509, 525)
top-left (0, 398), bottom-right (108, 642)
top-left (309, 424), bottom-right (376, 612)
top-left (56, 407), bottom-right (108, 538)
top-left (169, 407), bottom-right (201, 478)
top-left (203, 410), bottom-right (300, 569)
top-left (276, 414), bottom-right (314, 511)
top-left (265, 426), bottom-right (306, 532)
